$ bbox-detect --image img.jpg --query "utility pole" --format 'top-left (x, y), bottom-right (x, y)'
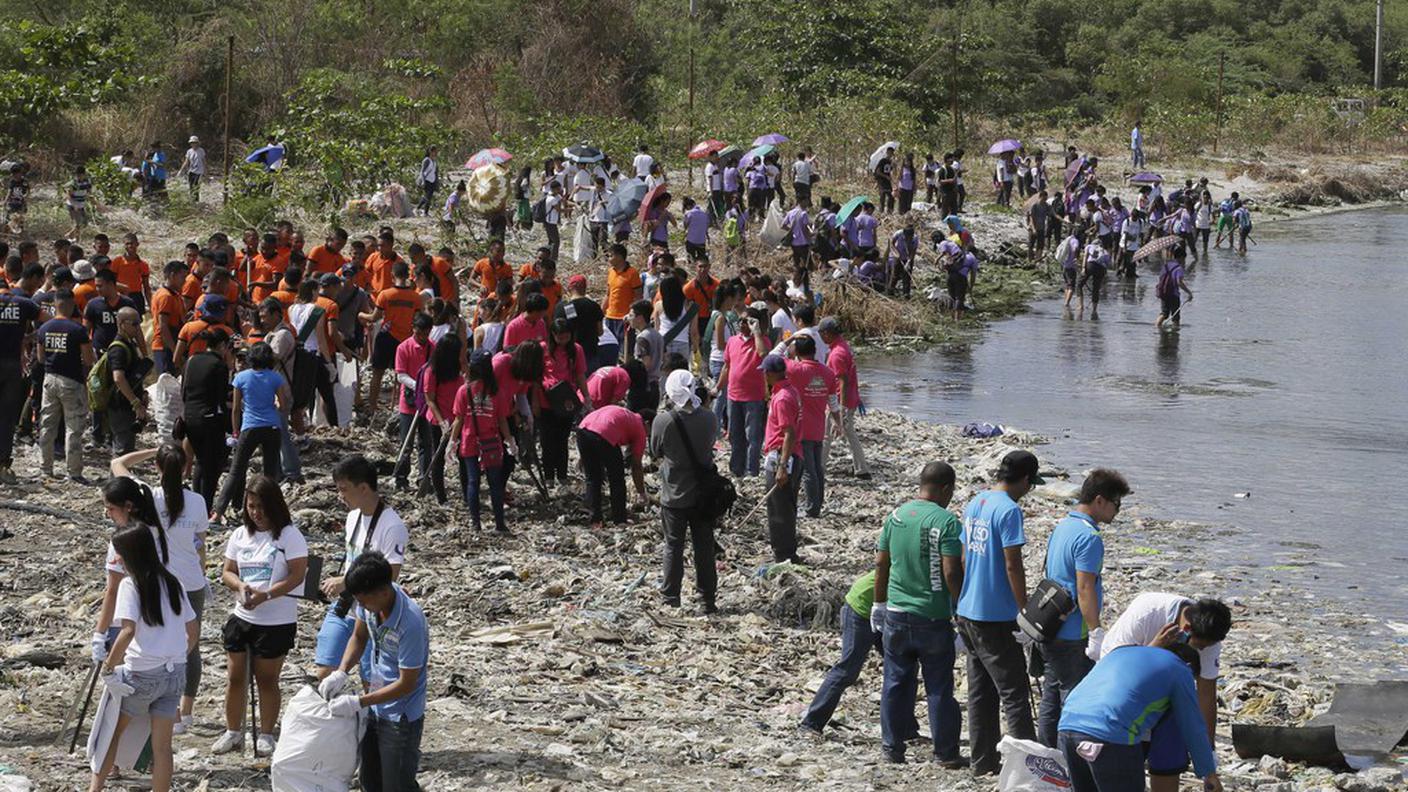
top-left (688, 0), bottom-right (696, 187)
top-left (1214, 51), bottom-right (1225, 154)
top-left (950, 38), bottom-right (960, 150)
top-left (222, 35), bottom-right (233, 205)
top-left (1374, 0), bottom-right (1384, 90)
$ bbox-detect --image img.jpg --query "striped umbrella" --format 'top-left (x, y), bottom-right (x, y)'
top-left (1132, 233), bottom-right (1182, 261)
top-left (466, 164), bottom-right (509, 214)
top-left (465, 148), bottom-right (512, 169)
top-left (689, 139), bottom-right (728, 160)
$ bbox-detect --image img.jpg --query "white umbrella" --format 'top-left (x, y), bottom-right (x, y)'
top-left (868, 141), bottom-right (900, 172)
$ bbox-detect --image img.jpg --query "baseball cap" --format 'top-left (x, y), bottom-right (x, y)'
top-left (567, 274), bottom-right (587, 290)
top-left (52, 267), bottom-right (74, 284)
top-left (818, 317), bottom-right (841, 334)
top-left (340, 263), bottom-right (360, 278)
top-left (318, 273), bottom-right (342, 287)
top-left (757, 354), bottom-right (787, 374)
top-left (996, 450), bottom-right (1045, 485)
top-left (199, 295), bottom-right (228, 320)
top-left (70, 259), bottom-right (95, 282)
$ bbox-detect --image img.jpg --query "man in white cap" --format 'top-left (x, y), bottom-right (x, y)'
top-left (178, 135), bottom-right (207, 201)
top-left (649, 369), bottom-right (720, 613)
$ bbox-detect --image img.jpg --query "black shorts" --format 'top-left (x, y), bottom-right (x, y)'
top-left (222, 615), bottom-right (297, 658)
top-left (1160, 293), bottom-right (1181, 317)
top-left (1079, 267), bottom-right (1107, 300)
top-left (947, 272), bottom-right (969, 305)
top-left (1062, 268), bottom-right (1078, 289)
top-left (371, 328), bottom-right (399, 370)
top-left (685, 242), bottom-right (707, 262)
top-left (791, 245), bottom-right (810, 266)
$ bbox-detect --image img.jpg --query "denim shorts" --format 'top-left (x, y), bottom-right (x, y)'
top-left (119, 665), bottom-right (186, 719)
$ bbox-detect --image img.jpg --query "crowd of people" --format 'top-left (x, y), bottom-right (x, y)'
top-left (0, 130), bottom-right (1242, 792)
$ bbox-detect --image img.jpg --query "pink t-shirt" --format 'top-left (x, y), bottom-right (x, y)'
top-left (491, 351), bottom-right (529, 419)
top-left (723, 333), bottom-right (772, 403)
top-left (539, 340), bottom-right (587, 408)
top-left (503, 313), bottom-right (547, 349)
top-left (419, 370), bottom-right (463, 422)
top-left (452, 381), bottom-right (500, 458)
top-left (578, 404), bottom-right (647, 459)
top-left (588, 366), bottom-right (631, 407)
top-left (786, 359), bottom-right (838, 442)
top-left (394, 337), bottom-right (434, 415)
top-left (826, 339), bottom-right (861, 409)
top-left (763, 381), bottom-right (802, 456)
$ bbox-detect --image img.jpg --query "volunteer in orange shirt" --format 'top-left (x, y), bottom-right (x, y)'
top-left (149, 260), bottom-right (190, 375)
top-left (246, 233), bottom-right (282, 303)
top-left (307, 228), bottom-right (349, 275)
top-left (472, 239), bottom-right (515, 297)
top-left (182, 249), bottom-right (215, 311)
top-left (194, 268), bottom-right (240, 329)
top-left (519, 253), bottom-right (563, 317)
top-left (111, 232), bottom-right (152, 313)
top-left (71, 259), bottom-right (98, 312)
top-left (365, 231), bottom-right (401, 295)
top-left (269, 266), bottom-right (301, 309)
top-left (360, 259), bottom-right (424, 416)
top-left (432, 246), bottom-right (459, 305)
top-left (603, 243), bottom-right (642, 357)
top-left (173, 295), bottom-right (234, 369)
top-left (683, 256), bottom-right (719, 336)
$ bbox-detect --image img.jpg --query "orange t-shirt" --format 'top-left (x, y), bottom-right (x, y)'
top-left (110, 255), bottom-right (150, 296)
top-left (366, 251), bottom-right (400, 295)
top-left (473, 258), bottom-right (514, 295)
top-left (270, 247), bottom-right (292, 276)
top-left (538, 279), bottom-right (564, 317)
top-left (246, 255), bottom-right (280, 303)
top-left (149, 286), bottom-right (186, 350)
top-left (683, 276), bottom-right (718, 317)
top-left (375, 286), bottom-right (423, 340)
top-left (270, 289), bottom-right (298, 309)
top-left (178, 319), bottom-right (233, 356)
top-left (181, 272), bottom-right (205, 309)
top-left (431, 256), bottom-right (458, 303)
top-left (315, 295), bottom-right (341, 351)
top-left (195, 291), bottom-right (239, 327)
top-left (604, 265), bottom-right (642, 320)
top-left (73, 282), bottom-right (98, 313)
top-left (307, 244), bottom-right (347, 275)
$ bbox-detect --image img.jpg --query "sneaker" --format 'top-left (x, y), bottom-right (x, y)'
top-left (70, 474), bottom-right (93, 486)
top-left (211, 731), bottom-right (243, 755)
top-left (701, 601), bottom-right (718, 615)
top-left (0, 466), bottom-right (17, 485)
top-left (174, 714), bottom-right (193, 735)
top-left (255, 733), bottom-right (277, 757)
top-left (796, 723), bottom-right (824, 741)
top-left (935, 755), bottom-right (970, 770)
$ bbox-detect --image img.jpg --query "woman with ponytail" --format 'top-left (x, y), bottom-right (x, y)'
top-left (110, 442), bottom-right (211, 733)
top-left (91, 526), bottom-right (196, 792)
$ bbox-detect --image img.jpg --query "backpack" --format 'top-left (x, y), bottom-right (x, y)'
top-left (723, 215), bottom-right (741, 247)
top-left (1237, 210), bottom-right (1252, 231)
top-left (87, 338), bottom-right (135, 412)
top-left (531, 197), bottom-right (548, 223)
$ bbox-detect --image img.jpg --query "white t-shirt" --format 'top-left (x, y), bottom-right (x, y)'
top-left (224, 525), bottom-right (308, 626)
top-left (792, 160), bottom-right (813, 185)
top-left (632, 153), bottom-right (654, 179)
top-left (545, 195), bottom-right (562, 225)
top-left (705, 162), bottom-right (722, 191)
top-left (341, 504), bottom-right (409, 575)
top-left (105, 487), bottom-right (208, 593)
top-left (1195, 201), bottom-right (1213, 229)
top-left (114, 576), bottom-right (194, 671)
top-left (771, 308), bottom-right (797, 336)
top-left (1100, 592), bottom-right (1223, 680)
top-left (572, 168), bottom-right (594, 202)
top-left (288, 302), bottom-right (322, 353)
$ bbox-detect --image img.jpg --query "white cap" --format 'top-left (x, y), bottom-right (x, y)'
top-left (664, 369), bottom-right (700, 411)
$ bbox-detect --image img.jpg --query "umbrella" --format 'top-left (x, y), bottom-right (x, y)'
top-left (987, 139), bottom-right (1023, 155)
top-left (1128, 171), bottom-right (1163, 186)
top-left (689, 139), bottom-right (728, 160)
top-left (466, 164), bottom-right (509, 214)
top-left (606, 178), bottom-right (648, 225)
top-left (465, 148), bottom-right (512, 169)
top-left (836, 196), bottom-right (869, 225)
top-left (1132, 233), bottom-right (1181, 261)
top-left (717, 145), bottom-right (743, 164)
top-left (562, 143), bottom-right (604, 164)
top-left (637, 183), bottom-right (671, 226)
top-left (1023, 192), bottom-right (1046, 211)
top-left (1065, 156), bottom-right (1088, 190)
top-left (739, 144), bottom-right (775, 170)
top-left (752, 133), bottom-right (789, 147)
top-left (868, 142), bottom-right (900, 173)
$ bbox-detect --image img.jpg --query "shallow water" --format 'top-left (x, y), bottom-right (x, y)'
top-left (863, 207), bottom-right (1408, 617)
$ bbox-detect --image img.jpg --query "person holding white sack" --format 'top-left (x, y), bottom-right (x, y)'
top-left (90, 525), bottom-right (197, 792)
top-left (317, 551), bottom-right (429, 792)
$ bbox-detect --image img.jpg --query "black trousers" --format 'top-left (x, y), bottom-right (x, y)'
top-left (0, 359), bottom-right (25, 467)
top-left (186, 415), bottom-right (228, 508)
top-left (395, 412), bottom-right (433, 485)
top-left (577, 429), bottom-right (626, 523)
top-left (544, 223), bottom-right (560, 262)
top-left (660, 504), bottom-right (718, 604)
top-left (539, 408), bottom-right (573, 483)
top-left (314, 359), bottom-right (338, 427)
top-left (957, 618), bottom-right (1036, 774)
top-left (108, 398), bottom-right (139, 455)
top-left (876, 179), bottom-right (894, 212)
top-left (213, 426), bottom-right (280, 516)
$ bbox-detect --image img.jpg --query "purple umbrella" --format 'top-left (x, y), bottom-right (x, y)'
top-left (987, 139), bottom-right (1023, 155)
top-left (752, 133), bottom-right (789, 147)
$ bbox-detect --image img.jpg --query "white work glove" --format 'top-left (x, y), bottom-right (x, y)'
top-left (1012, 629), bottom-right (1035, 648)
top-left (101, 667), bottom-right (134, 697)
top-left (870, 604), bottom-right (885, 634)
top-left (317, 670), bottom-right (349, 700)
top-left (328, 694), bottom-right (363, 718)
top-left (90, 632), bottom-right (109, 664)
top-left (1085, 627), bottom-right (1106, 662)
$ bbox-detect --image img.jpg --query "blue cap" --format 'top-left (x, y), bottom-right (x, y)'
top-left (200, 295), bottom-right (228, 320)
top-left (757, 354), bottom-right (787, 374)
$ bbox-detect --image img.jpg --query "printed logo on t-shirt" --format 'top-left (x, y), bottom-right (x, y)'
top-left (43, 331), bottom-right (70, 354)
top-left (237, 545), bottom-right (276, 583)
top-left (965, 517), bottom-right (990, 555)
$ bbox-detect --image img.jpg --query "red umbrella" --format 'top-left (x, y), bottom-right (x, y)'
top-left (465, 148), bottom-right (512, 169)
top-left (688, 139), bottom-right (728, 160)
top-left (637, 184), bottom-right (671, 225)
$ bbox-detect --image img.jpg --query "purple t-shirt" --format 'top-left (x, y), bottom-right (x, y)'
top-left (723, 166), bottom-right (739, 192)
top-left (650, 209), bottom-right (672, 244)
top-left (889, 231), bottom-right (916, 262)
top-left (683, 207), bottom-right (709, 245)
top-left (747, 168), bottom-right (769, 190)
top-left (959, 252), bottom-right (980, 276)
top-left (785, 208), bottom-right (809, 246)
top-left (899, 166), bottom-right (915, 191)
top-left (855, 214), bottom-right (878, 248)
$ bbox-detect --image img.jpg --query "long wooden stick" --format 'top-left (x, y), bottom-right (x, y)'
top-left (67, 663), bottom-right (100, 754)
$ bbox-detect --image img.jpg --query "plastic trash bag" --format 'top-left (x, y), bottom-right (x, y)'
top-left (146, 373), bottom-right (182, 440)
top-left (760, 202), bottom-right (787, 249)
top-left (271, 686), bottom-right (367, 792)
top-left (572, 213), bottom-right (594, 263)
top-left (87, 684), bottom-right (151, 774)
top-left (314, 358), bottom-right (357, 429)
top-left (997, 736), bottom-right (1073, 792)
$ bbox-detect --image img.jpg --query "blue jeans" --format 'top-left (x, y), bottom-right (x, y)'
top-left (361, 715), bottom-right (424, 792)
top-left (459, 455), bottom-right (508, 531)
top-left (881, 611), bottom-right (961, 761)
top-left (799, 439), bottom-right (824, 515)
top-left (1038, 637), bottom-right (1095, 747)
top-left (727, 399), bottom-right (766, 477)
top-left (709, 359), bottom-right (729, 433)
top-left (802, 607), bottom-right (918, 737)
top-left (1060, 731), bottom-right (1146, 792)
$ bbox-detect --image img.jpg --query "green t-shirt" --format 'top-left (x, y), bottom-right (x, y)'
top-left (843, 570), bottom-right (876, 617)
top-left (876, 499), bottom-right (963, 620)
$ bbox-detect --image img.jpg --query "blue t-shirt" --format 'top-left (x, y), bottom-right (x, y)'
top-left (1059, 646), bottom-right (1216, 778)
top-left (37, 318), bottom-right (90, 382)
top-left (356, 585), bottom-right (429, 722)
top-left (957, 489), bottom-right (1027, 621)
top-left (1046, 511), bottom-right (1104, 641)
top-left (233, 368), bottom-right (285, 430)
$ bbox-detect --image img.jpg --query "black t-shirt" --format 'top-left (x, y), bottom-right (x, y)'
top-left (84, 294), bottom-right (138, 351)
top-left (0, 293), bottom-right (40, 362)
top-left (37, 318), bottom-right (89, 381)
top-left (555, 296), bottom-right (604, 359)
top-left (876, 158), bottom-right (893, 181)
top-left (183, 350), bottom-right (230, 421)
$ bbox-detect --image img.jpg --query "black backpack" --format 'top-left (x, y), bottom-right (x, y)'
top-left (531, 197), bottom-right (548, 223)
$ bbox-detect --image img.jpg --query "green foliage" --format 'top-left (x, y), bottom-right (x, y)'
top-left (84, 156), bottom-right (138, 208)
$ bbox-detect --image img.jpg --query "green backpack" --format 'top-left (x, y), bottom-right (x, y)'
top-left (87, 338), bottom-right (134, 412)
top-left (723, 214), bottom-right (741, 247)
